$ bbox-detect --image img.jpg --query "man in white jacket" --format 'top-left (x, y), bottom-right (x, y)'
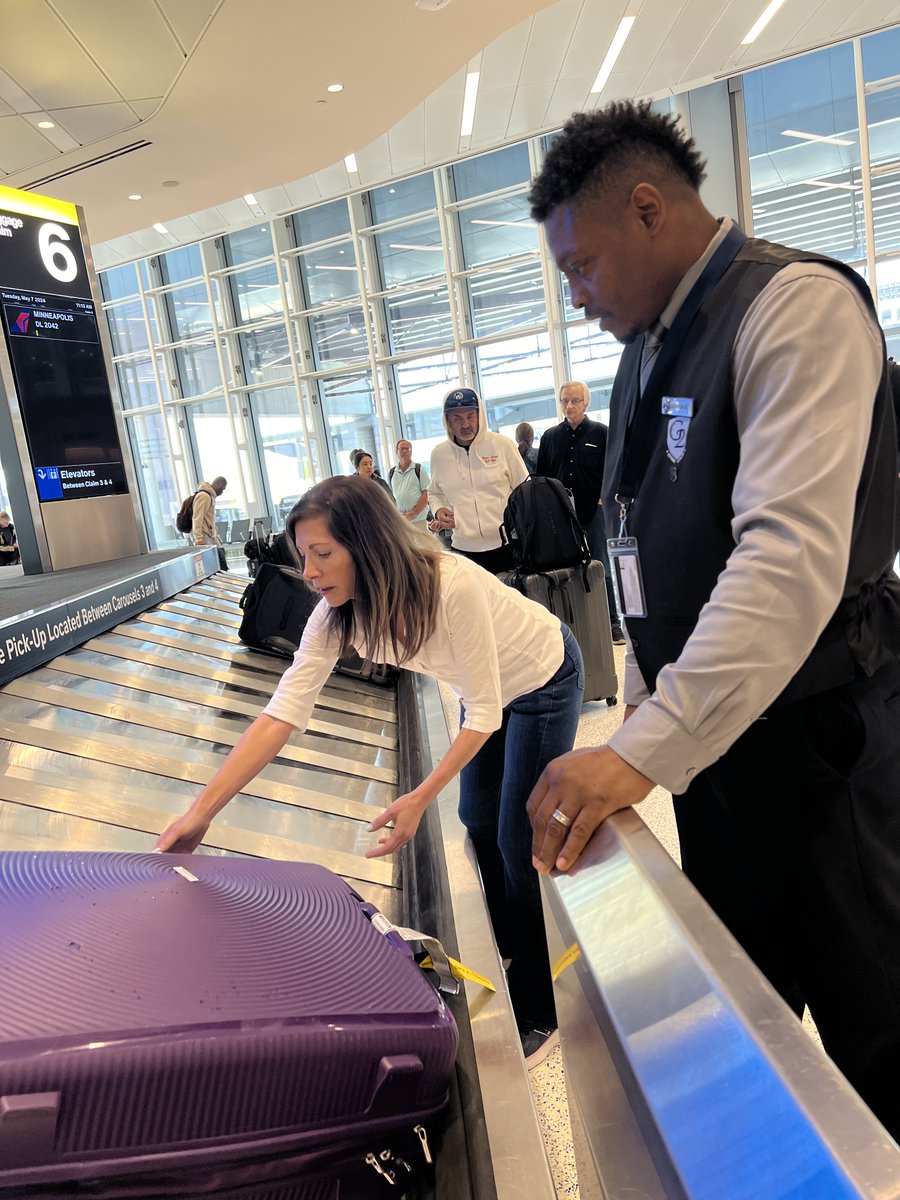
top-left (429, 387), bottom-right (528, 573)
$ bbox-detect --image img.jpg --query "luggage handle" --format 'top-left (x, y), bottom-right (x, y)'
top-left (368, 912), bottom-right (465, 996)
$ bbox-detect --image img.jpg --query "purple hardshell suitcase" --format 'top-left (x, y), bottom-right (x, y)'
top-left (0, 852), bottom-right (458, 1193)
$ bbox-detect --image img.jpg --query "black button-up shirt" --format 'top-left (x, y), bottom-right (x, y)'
top-left (536, 416), bottom-right (609, 526)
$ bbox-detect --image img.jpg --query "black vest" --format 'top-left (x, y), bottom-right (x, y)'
top-left (602, 236), bottom-right (900, 706)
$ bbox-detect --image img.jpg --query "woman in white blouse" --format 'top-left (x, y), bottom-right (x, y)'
top-left (156, 475), bottom-right (584, 1058)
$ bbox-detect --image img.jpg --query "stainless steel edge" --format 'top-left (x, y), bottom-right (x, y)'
top-left (541, 809), bottom-right (900, 1200)
top-left (413, 672), bottom-right (558, 1199)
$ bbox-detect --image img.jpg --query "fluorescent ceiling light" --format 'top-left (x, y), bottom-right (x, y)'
top-left (782, 129), bottom-right (855, 147)
top-left (243, 193), bottom-right (259, 206)
top-left (314, 264), bottom-right (357, 271)
top-left (470, 218), bottom-right (536, 228)
top-left (590, 16), bottom-right (635, 94)
top-left (128, 193), bottom-right (142, 201)
top-left (153, 222), bottom-right (169, 234)
top-left (388, 243), bottom-right (443, 252)
top-left (344, 154), bottom-right (358, 174)
top-left (803, 178), bottom-right (862, 192)
top-left (460, 71), bottom-right (480, 137)
top-left (327, 83), bottom-right (343, 93)
top-left (741, 0), bottom-right (788, 45)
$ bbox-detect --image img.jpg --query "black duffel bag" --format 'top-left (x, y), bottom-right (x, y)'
top-left (238, 561), bottom-right (398, 686)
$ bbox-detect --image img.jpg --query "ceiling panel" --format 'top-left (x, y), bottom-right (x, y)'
top-left (355, 134), bottom-right (392, 186)
top-left (518, 0), bottom-right (581, 87)
top-left (736, 0), bottom-right (830, 65)
top-left (283, 177), bottom-right (325, 211)
top-left (424, 69), bottom-right (468, 164)
top-left (471, 85), bottom-right (518, 146)
top-left (46, 102), bottom-right (142, 144)
top-left (314, 162), bottom-right (356, 202)
top-left (638, 0), bottom-right (726, 97)
top-left (560, 0), bottom-right (628, 80)
top-left (0, 116), bottom-right (59, 175)
top-left (191, 207), bottom-right (231, 234)
top-left (0, 98), bottom-right (13, 119)
top-left (786, 0), bottom-right (862, 48)
top-left (544, 77), bottom-right (591, 130)
top-left (507, 80), bottom-right (557, 138)
top-left (479, 18), bottom-right (534, 89)
top-left (0, 2), bottom-right (123, 110)
top-left (155, 0), bottom-right (222, 53)
top-left (51, 0), bottom-right (185, 99)
top-left (387, 106), bottom-right (426, 175)
top-left (254, 184), bottom-right (294, 216)
top-left (216, 198), bottom-right (261, 227)
top-left (131, 98), bottom-right (164, 120)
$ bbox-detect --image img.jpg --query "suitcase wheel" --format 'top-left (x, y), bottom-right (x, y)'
top-left (606, 696), bottom-right (618, 707)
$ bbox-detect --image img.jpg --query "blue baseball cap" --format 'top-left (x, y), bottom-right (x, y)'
top-left (443, 387), bottom-right (480, 411)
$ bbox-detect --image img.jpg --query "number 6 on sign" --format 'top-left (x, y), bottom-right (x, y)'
top-left (38, 222), bottom-right (78, 284)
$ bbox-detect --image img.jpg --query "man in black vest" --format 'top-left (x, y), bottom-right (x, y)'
top-left (525, 100), bottom-right (900, 1138)
top-left (536, 379), bottom-right (625, 643)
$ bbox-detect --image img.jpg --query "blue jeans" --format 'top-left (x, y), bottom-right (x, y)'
top-left (458, 625), bottom-right (584, 1027)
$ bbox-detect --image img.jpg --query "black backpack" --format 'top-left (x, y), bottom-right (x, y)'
top-left (175, 492), bottom-right (197, 534)
top-left (889, 357), bottom-right (900, 456)
top-left (499, 476), bottom-right (591, 573)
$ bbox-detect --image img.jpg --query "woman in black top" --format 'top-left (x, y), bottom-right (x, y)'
top-left (351, 451), bottom-right (395, 503)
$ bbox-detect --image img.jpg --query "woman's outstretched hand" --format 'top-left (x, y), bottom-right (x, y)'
top-left (366, 790), bottom-right (432, 859)
top-left (154, 810), bottom-right (211, 854)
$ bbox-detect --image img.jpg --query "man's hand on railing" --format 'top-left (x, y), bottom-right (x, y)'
top-left (527, 745), bottom-right (654, 874)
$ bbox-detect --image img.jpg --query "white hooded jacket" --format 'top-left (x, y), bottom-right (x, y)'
top-left (428, 391), bottom-right (528, 553)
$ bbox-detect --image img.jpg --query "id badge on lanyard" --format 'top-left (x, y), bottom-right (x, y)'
top-left (607, 536), bottom-right (647, 618)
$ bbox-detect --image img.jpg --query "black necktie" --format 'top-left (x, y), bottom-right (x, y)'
top-left (640, 320), bottom-right (667, 396)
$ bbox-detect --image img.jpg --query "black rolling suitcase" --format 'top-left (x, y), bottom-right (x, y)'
top-left (500, 562), bottom-right (618, 705)
top-left (238, 561), bottom-right (398, 687)
top-left (238, 561), bottom-right (319, 657)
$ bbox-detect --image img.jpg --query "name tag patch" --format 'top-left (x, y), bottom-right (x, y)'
top-left (662, 396), bottom-right (693, 480)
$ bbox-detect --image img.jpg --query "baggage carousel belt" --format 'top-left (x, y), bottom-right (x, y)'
top-left (0, 570), bottom-right (403, 918)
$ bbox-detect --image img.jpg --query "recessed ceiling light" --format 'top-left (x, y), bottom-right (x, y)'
top-left (327, 83), bottom-right (343, 93)
top-left (153, 222), bottom-right (169, 234)
top-left (161, 180), bottom-right (179, 188)
top-left (243, 193), bottom-right (259, 206)
top-left (460, 71), bottom-right (479, 137)
top-left (344, 154), bottom-right (358, 175)
top-left (128, 193), bottom-right (142, 201)
top-left (590, 16), bottom-right (636, 94)
top-left (741, 0), bottom-right (788, 44)
top-left (37, 120), bottom-right (55, 129)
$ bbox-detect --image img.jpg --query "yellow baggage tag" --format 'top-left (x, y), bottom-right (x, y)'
top-left (420, 953), bottom-right (496, 993)
top-left (552, 943), bottom-right (581, 981)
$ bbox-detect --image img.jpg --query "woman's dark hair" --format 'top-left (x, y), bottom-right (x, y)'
top-left (349, 448), bottom-right (366, 470)
top-left (285, 476), bottom-right (442, 665)
top-left (528, 100), bottom-right (707, 222)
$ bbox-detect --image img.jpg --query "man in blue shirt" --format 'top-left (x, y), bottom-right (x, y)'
top-left (389, 439), bottom-right (430, 524)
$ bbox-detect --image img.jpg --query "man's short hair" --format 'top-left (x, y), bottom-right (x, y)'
top-left (211, 476), bottom-right (227, 490)
top-left (559, 381), bottom-right (590, 406)
top-left (395, 438), bottom-right (412, 450)
top-left (528, 100), bottom-right (707, 222)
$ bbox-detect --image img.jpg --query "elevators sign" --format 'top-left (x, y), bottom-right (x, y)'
top-left (0, 185), bottom-right (128, 503)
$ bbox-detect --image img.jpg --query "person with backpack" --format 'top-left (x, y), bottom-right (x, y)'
top-left (155, 475), bottom-right (583, 1067)
top-left (191, 476), bottom-right (228, 571)
top-left (515, 423), bottom-right (539, 475)
top-left (428, 387), bottom-right (528, 573)
top-left (389, 439), bottom-right (430, 523)
top-left (537, 381), bottom-right (624, 644)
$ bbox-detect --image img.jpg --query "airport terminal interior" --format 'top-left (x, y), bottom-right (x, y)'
top-left (1, 1), bottom-right (900, 1196)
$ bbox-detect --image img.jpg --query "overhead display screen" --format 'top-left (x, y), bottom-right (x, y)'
top-left (0, 186), bottom-right (128, 503)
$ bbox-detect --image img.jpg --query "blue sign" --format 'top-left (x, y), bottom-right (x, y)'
top-left (34, 465), bottom-right (62, 500)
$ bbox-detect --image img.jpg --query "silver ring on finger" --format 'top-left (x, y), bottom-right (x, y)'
top-left (551, 807), bottom-right (572, 828)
